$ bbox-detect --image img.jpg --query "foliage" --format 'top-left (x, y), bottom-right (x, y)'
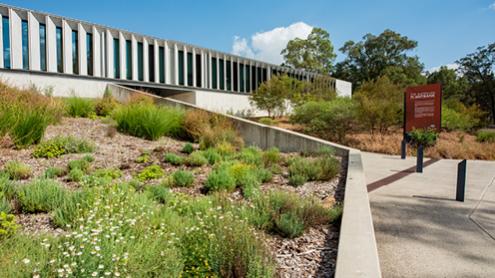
top-left (442, 105), bottom-right (481, 131)
top-left (112, 102), bottom-right (185, 140)
top-left (408, 129), bottom-right (438, 147)
top-left (201, 148), bottom-right (222, 165)
top-left (3, 161), bottom-right (32, 180)
top-left (164, 153), bottom-right (184, 165)
top-left (288, 154), bottom-right (340, 186)
top-left (281, 27), bottom-right (336, 74)
top-left (67, 159), bottom-right (91, 173)
top-left (262, 147), bottom-right (282, 167)
top-left (64, 96), bottom-right (95, 118)
top-left (427, 66), bottom-right (470, 102)
top-left (172, 170), bottom-right (195, 187)
top-left (259, 117), bottom-right (276, 125)
top-left (236, 146), bottom-right (263, 165)
top-left (249, 74), bottom-right (294, 117)
top-left (476, 130), bottom-right (495, 143)
top-left (0, 212), bottom-right (17, 239)
top-left (334, 29), bottom-right (425, 89)
top-left (16, 179), bottom-right (67, 213)
top-left (10, 108), bottom-right (52, 147)
top-left (354, 76), bottom-right (403, 133)
top-left (291, 97), bottom-right (357, 142)
top-left (181, 143), bottom-right (194, 154)
top-left (185, 151), bottom-right (208, 167)
top-left (68, 168), bottom-right (84, 182)
top-left (204, 167), bottom-right (236, 193)
top-left (145, 186), bottom-right (172, 204)
top-left (137, 165), bottom-right (165, 181)
top-left (135, 151), bottom-right (150, 163)
top-left (94, 93), bottom-right (119, 116)
top-left (33, 136), bottom-right (95, 158)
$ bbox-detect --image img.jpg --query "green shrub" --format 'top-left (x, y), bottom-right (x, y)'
top-left (329, 204), bottom-right (343, 223)
top-left (262, 147), bottom-right (281, 167)
top-left (16, 179), bottom-right (67, 213)
top-left (288, 154), bottom-right (340, 186)
top-left (237, 146), bottom-right (263, 165)
top-left (94, 94), bottom-right (118, 116)
top-left (408, 128), bottom-right (438, 147)
top-left (52, 189), bottom-right (92, 228)
top-left (146, 186), bottom-right (172, 204)
top-left (0, 212), bottom-right (17, 239)
top-left (288, 174), bottom-right (307, 187)
top-left (65, 96), bottom-right (95, 117)
top-left (79, 174), bottom-right (113, 187)
top-left (204, 168), bottom-right (236, 192)
top-left (201, 148), bottom-right (222, 165)
top-left (92, 168), bottom-right (122, 180)
top-left (442, 100), bottom-right (484, 131)
top-left (112, 102), bottom-right (185, 140)
top-left (0, 195), bottom-right (11, 213)
top-left (135, 152), bottom-right (150, 163)
top-left (137, 165), bottom-right (164, 181)
top-left (67, 159), bottom-right (91, 173)
top-left (172, 170), bottom-right (194, 187)
top-left (185, 151), bottom-right (208, 167)
top-left (259, 117), bottom-right (276, 125)
top-left (181, 143), bottom-right (194, 154)
top-left (11, 108), bottom-right (52, 147)
top-left (82, 154), bottom-right (94, 163)
top-left (33, 136), bottom-right (95, 158)
top-left (214, 141), bottom-right (236, 156)
top-left (257, 168), bottom-right (273, 183)
top-left (3, 161), bottom-right (31, 180)
top-left (476, 130), bottom-right (495, 143)
top-left (43, 167), bottom-right (65, 179)
top-left (275, 212), bottom-right (305, 238)
top-left (164, 153), bottom-right (184, 165)
top-left (0, 174), bottom-right (16, 200)
top-left (68, 168), bottom-right (84, 182)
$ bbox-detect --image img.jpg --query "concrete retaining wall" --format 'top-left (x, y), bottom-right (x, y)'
top-left (108, 83), bottom-right (381, 278)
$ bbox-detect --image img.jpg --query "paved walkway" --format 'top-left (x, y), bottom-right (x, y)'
top-left (363, 152), bottom-right (495, 278)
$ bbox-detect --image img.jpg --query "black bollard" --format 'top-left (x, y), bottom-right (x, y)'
top-left (416, 145), bottom-right (423, 173)
top-left (456, 160), bottom-right (467, 202)
top-left (401, 139), bottom-right (407, 159)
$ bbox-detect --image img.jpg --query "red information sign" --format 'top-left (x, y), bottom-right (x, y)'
top-left (404, 84), bottom-right (442, 133)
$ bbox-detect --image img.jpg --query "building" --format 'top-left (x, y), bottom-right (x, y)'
top-left (0, 4), bottom-right (352, 116)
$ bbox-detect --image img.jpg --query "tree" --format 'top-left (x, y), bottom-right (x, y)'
top-left (334, 29), bottom-right (425, 89)
top-left (249, 74), bottom-right (295, 117)
top-left (354, 76), bottom-right (403, 133)
top-left (281, 28), bottom-right (336, 74)
top-left (456, 43), bottom-right (495, 124)
top-left (426, 66), bottom-right (470, 103)
top-left (289, 75), bottom-right (337, 107)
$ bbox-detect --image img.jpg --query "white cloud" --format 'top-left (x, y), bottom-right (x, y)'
top-left (490, 1), bottom-right (495, 11)
top-left (428, 63), bottom-right (459, 73)
top-left (232, 22), bottom-right (313, 64)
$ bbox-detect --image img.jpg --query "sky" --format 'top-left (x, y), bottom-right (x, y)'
top-left (3, 0), bottom-right (495, 72)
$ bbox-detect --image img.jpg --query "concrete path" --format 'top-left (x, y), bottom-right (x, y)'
top-left (363, 152), bottom-right (495, 278)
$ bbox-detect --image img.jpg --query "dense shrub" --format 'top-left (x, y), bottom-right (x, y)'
top-left (137, 165), bottom-right (165, 181)
top-left (52, 189), bottom-right (92, 228)
top-left (291, 98), bottom-right (357, 142)
top-left (135, 151), bottom-right (150, 163)
top-left (67, 159), bottom-right (91, 173)
top-left (65, 96), bottom-right (95, 118)
top-left (164, 153), bottom-right (184, 165)
top-left (16, 179), bottom-right (67, 213)
top-left (442, 99), bottom-right (484, 131)
top-left (10, 109), bottom-right (52, 147)
top-left (288, 154), bottom-right (340, 186)
top-left (92, 168), bottom-right (122, 180)
top-left (172, 170), bottom-right (194, 187)
top-left (262, 147), bottom-right (281, 167)
top-left (33, 136), bottom-right (95, 158)
top-left (181, 142), bottom-right (194, 154)
top-left (0, 212), bottom-right (17, 239)
top-left (237, 146), bottom-right (263, 165)
top-left (204, 167), bottom-right (236, 192)
top-left (185, 151), bottom-right (208, 167)
top-left (3, 161), bottom-right (31, 180)
top-left (259, 117), bottom-right (276, 126)
top-left (113, 102), bottom-right (185, 140)
top-left (0, 193), bottom-right (11, 213)
top-left (408, 129), bottom-right (438, 147)
top-left (68, 168), bottom-right (84, 182)
top-left (201, 148), bottom-right (222, 165)
top-left (476, 130), bottom-right (495, 143)
top-left (94, 93), bottom-right (119, 116)
top-left (145, 186), bottom-right (172, 204)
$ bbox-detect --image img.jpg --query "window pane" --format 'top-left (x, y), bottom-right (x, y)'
top-left (178, 50), bottom-right (184, 85)
top-left (219, 59), bottom-right (224, 90)
top-left (262, 68), bottom-right (267, 83)
top-left (257, 67), bottom-right (262, 87)
top-left (72, 31), bottom-right (78, 74)
top-left (211, 58), bottom-right (217, 89)
top-left (245, 65), bottom-right (250, 93)
top-left (233, 62), bottom-right (238, 92)
top-left (187, 52), bottom-right (193, 86)
top-left (39, 24), bottom-right (46, 71)
top-left (195, 54), bottom-right (201, 87)
top-left (86, 33), bottom-right (93, 76)
top-left (2, 16), bottom-right (10, 69)
top-left (226, 60), bottom-right (231, 91)
top-left (56, 27), bottom-right (63, 73)
top-left (159, 46), bottom-right (165, 83)
top-left (240, 63), bottom-right (244, 93)
top-left (137, 42), bottom-right (143, 81)
top-left (126, 40), bottom-right (131, 80)
top-left (21, 20), bottom-right (29, 70)
top-left (148, 44), bottom-right (154, 82)
top-left (113, 38), bottom-right (120, 78)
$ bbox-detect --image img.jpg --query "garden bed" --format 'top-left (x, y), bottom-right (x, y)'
top-left (1, 116), bottom-right (344, 277)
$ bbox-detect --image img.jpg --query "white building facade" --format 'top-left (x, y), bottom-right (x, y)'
top-left (0, 4), bottom-right (352, 115)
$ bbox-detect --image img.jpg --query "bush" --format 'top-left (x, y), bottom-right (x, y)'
top-left (3, 161), bottom-right (31, 180)
top-left (288, 154), bottom-right (340, 186)
top-left (408, 128), bottom-right (438, 147)
top-left (10, 109), bottom-right (52, 147)
top-left (442, 99), bottom-right (484, 131)
top-left (185, 151), bottom-right (208, 167)
top-left (204, 168), bottom-right (236, 192)
top-left (16, 179), bottom-right (67, 213)
top-left (33, 136), bottom-right (95, 158)
top-left (237, 146), bottom-right (263, 165)
top-left (201, 148), bottom-right (222, 165)
top-left (43, 167), bottom-right (65, 179)
top-left (172, 170), bottom-right (194, 187)
top-left (52, 189), bottom-right (92, 228)
top-left (112, 102), bottom-right (185, 140)
top-left (92, 168), bottom-right (122, 180)
top-left (181, 143), bottom-right (194, 154)
top-left (288, 174), bottom-right (307, 187)
top-left (0, 195), bottom-right (11, 213)
top-left (262, 147), bottom-right (281, 167)
top-left (146, 186), bottom-right (172, 204)
top-left (476, 130), bottom-right (495, 143)
top-left (137, 165), bottom-right (164, 181)
top-left (0, 212), bottom-right (17, 239)
top-left (94, 94), bottom-right (118, 116)
top-left (64, 96), bottom-right (95, 117)
top-left (275, 212), bottom-right (305, 238)
top-left (68, 168), bottom-right (84, 182)
top-left (164, 153), bottom-right (184, 165)
top-left (135, 152), bottom-right (150, 163)
top-left (67, 159), bottom-right (91, 173)
top-left (259, 117), bottom-right (276, 125)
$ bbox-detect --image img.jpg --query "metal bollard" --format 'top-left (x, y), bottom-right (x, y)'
top-left (416, 145), bottom-right (423, 173)
top-left (401, 139), bottom-right (407, 159)
top-left (456, 159), bottom-right (467, 202)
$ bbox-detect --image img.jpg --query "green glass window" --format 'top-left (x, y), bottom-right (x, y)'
top-left (21, 20), bottom-right (29, 70)
top-left (125, 40), bottom-right (131, 80)
top-left (56, 27), bottom-right (63, 73)
top-left (245, 65), bottom-right (250, 93)
top-left (240, 63), bottom-right (244, 93)
top-left (137, 42), bottom-right (143, 81)
top-left (159, 46), bottom-right (165, 83)
top-left (178, 50), bottom-right (184, 85)
top-left (251, 65), bottom-right (256, 91)
top-left (187, 52), bottom-right (193, 86)
top-left (72, 30), bottom-right (78, 74)
top-left (195, 54), bottom-right (201, 87)
top-left (39, 24), bottom-right (47, 71)
top-left (113, 38), bottom-right (120, 78)
top-left (86, 33), bottom-right (93, 76)
top-left (219, 59), bottom-right (224, 90)
top-left (2, 16), bottom-right (10, 69)
top-left (233, 62), bottom-right (238, 92)
top-left (226, 60), bottom-right (231, 91)
top-left (211, 57), bottom-right (217, 89)
top-left (149, 44), bottom-right (155, 82)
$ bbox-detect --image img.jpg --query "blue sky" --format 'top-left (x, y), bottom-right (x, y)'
top-left (3, 0), bottom-right (495, 71)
